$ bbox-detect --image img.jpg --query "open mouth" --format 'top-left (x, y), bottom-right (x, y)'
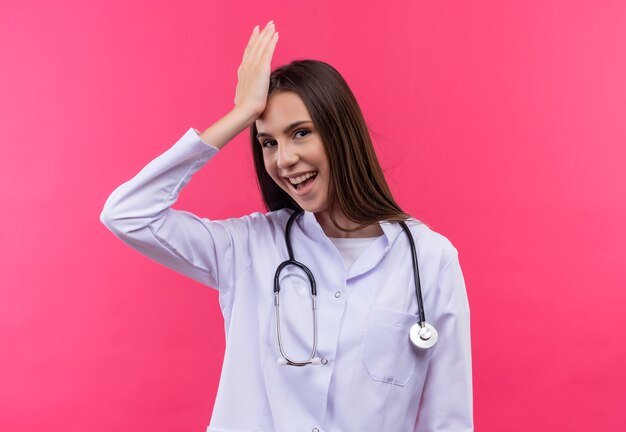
top-left (287, 171), bottom-right (318, 191)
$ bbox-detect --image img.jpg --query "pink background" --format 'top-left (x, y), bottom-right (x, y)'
top-left (2, 0), bottom-right (625, 430)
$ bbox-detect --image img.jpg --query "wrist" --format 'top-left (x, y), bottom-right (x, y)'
top-left (230, 105), bottom-right (262, 128)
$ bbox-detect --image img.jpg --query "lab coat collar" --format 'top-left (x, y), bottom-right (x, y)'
top-left (300, 210), bottom-right (405, 279)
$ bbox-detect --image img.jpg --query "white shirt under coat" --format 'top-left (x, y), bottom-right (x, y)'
top-left (99, 127), bottom-right (474, 432)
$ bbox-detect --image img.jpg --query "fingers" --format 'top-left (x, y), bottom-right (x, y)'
top-left (240, 24), bottom-right (260, 66)
top-left (233, 21), bottom-right (278, 109)
top-left (261, 31), bottom-right (279, 66)
top-left (248, 20), bottom-right (277, 66)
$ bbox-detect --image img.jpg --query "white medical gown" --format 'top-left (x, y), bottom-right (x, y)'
top-left (100, 127), bottom-right (473, 432)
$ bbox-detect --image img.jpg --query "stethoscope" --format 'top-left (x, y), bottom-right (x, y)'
top-left (274, 210), bottom-right (438, 367)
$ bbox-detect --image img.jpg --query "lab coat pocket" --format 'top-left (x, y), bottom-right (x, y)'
top-left (362, 304), bottom-right (416, 387)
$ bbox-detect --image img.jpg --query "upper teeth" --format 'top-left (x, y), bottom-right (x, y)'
top-left (289, 172), bottom-right (317, 185)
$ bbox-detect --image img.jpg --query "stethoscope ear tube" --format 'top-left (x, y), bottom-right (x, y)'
top-left (274, 210), bottom-right (320, 366)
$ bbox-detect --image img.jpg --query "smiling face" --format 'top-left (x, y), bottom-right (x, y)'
top-left (255, 91), bottom-right (331, 214)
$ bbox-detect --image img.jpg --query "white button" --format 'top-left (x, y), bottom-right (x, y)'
top-left (335, 291), bottom-right (342, 298)
top-left (321, 358), bottom-right (328, 365)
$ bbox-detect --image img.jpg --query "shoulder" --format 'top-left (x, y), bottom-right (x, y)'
top-left (401, 219), bottom-right (467, 306)
top-left (240, 208), bottom-right (292, 228)
top-left (402, 217), bottom-right (459, 269)
top-left (208, 208), bottom-right (292, 237)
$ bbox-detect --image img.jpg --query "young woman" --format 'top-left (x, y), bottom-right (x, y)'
top-left (100, 20), bottom-right (473, 432)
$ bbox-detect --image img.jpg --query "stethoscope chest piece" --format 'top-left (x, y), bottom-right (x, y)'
top-left (410, 322), bottom-right (438, 349)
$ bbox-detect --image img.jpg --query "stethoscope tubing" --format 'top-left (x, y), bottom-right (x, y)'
top-left (274, 209), bottom-right (437, 366)
top-left (399, 221), bottom-right (427, 325)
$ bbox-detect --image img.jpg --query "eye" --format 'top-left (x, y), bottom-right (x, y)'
top-left (261, 139), bottom-right (276, 149)
top-left (294, 129), bottom-right (310, 138)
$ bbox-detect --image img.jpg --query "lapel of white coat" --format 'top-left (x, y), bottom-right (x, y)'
top-left (299, 211), bottom-right (403, 280)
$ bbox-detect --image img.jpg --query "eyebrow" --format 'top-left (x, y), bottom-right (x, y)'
top-left (256, 120), bottom-right (312, 139)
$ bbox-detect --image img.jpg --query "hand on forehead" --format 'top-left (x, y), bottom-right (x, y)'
top-left (255, 92), bottom-right (313, 135)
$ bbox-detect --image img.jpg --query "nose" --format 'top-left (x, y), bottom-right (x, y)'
top-left (276, 141), bottom-right (299, 169)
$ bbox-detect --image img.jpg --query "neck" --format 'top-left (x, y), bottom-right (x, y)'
top-left (314, 208), bottom-right (383, 238)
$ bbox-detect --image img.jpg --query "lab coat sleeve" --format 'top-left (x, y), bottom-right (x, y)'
top-left (99, 127), bottom-right (251, 293)
top-left (414, 245), bottom-right (474, 432)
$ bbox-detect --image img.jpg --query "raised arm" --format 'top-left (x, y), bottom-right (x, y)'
top-left (198, 20), bottom-right (278, 149)
top-left (99, 21), bottom-right (279, 292)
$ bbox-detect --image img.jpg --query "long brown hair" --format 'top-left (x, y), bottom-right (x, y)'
top-left (250, 59), bottom-right (411, 231)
